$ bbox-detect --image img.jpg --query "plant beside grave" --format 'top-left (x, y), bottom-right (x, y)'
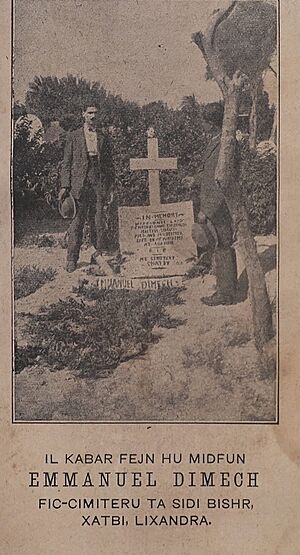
top-left (14, 265), bottom-right (57, 299)
top-left (15, 287), bottom-right (185, 376)
top-left (185, 251), bottom-right (213, 280)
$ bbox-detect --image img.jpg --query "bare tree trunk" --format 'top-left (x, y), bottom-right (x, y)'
top-left (192, 0), bottom-right (275, 349)
top-left (249, 82), bottom-right (259, 150)
top-left (236, 217), bottom-right (274, 349)
top-left (216, 87), bottom-right (273, 350)
top-left (270, 105), bottom-right (277, 143)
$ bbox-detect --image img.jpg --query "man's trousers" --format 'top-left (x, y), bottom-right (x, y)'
top-left (67, 185), bottom-right (104, 263)
top-left (211, 206), bottom-right (238, 299)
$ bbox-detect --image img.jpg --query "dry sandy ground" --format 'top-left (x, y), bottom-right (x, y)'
top-left (14, 232), bottom-right (277, 422)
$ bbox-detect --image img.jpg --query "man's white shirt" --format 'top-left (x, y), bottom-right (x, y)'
top-left (84, 124), bottom-right (98, 156)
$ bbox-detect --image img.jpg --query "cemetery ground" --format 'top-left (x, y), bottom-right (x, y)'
top-left (14, 214), bottom-right (277, 422)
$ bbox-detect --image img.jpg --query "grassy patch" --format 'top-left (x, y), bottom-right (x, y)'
top-left (16, 285), bottom-right (185, 377)
top-left (16, 233), bottom-right (68, 249)
top-left (14, 265), bottom-right (57, 299)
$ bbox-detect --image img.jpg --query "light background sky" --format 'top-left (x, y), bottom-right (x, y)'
top-left (14, 0), bottom-right (277, 108)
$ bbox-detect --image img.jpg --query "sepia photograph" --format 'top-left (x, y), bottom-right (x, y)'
top-left (13, 0), bottom-right (278, 422)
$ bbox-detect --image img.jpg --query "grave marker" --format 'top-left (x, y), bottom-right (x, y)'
top-left (104, 129), bottom-right (196, 287)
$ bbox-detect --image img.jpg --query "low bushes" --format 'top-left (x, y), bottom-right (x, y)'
top-left (15, 286), bottom-right (184, 376)
top-left (14, 265), bottom-right (57, 299)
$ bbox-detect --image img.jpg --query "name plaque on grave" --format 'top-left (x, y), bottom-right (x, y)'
top-left (98, 275), bottom-right (183, 290)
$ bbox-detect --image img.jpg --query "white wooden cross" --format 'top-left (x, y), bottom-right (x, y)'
top-left (130, 128), bottom-right (177, 207)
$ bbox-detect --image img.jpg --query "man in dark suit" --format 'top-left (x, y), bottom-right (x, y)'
top-left (188, 102), bottom-right (238, 305)
top-left (59, 104), bottom-right (114, 272)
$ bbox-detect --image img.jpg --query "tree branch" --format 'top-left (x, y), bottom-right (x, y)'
top-left (209, 1), bottom-right (237, 49)
top-left (268, 64), bottom-right (277, 77)
top-left (192, 1), bottom-right (238, 96)
top-left (192, 32), bottom-right (227, 93)
top-left (191, 32), bottom-right (206, 60)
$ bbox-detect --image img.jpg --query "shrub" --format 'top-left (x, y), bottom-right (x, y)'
top-left (14, 78), bottom-right (276, 242)
top-left (14, 265), bottom-right (57, 299)
top-left (239, 140), bottom-right (277, 235)
top-left (13, 120), bottom-right (64, 220)
top-left (16, 287), bottom-right (184, 376)
top-left (14, 343), bottom-right (41, 374)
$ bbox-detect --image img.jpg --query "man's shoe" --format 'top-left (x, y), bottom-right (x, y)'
top-left (66, 261), bottom-right (77, 273)
top-left (201, 291), bottom-right (235, 306)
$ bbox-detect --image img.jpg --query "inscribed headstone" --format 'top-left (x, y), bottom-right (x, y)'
top-left (118, 130), bottom-right (196, 279)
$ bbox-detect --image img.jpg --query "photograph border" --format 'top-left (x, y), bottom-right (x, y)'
top-left (11, 0), bottom-right (280, 426)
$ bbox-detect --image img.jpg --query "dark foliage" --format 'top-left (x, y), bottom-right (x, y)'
top-left (14, 102), bottom-right (27, 121)
top-left (14, 265), bottom-right (57, 299)
top-left (239, 89), bottom-right (275, 141)
top-left (13, 120), bottom-right (64, 219)
top-left (14, 74), bottom-right (276, 243)
top-left (213, 1), bottom-right (277, 81)
top-left (25, 75), bottom-right (107, 128)
top-left (185, 251), bottom-right (213, 280)
top-left (14, 343), bottom-right (41, 374)
top-left (240, 140), bottom-right (277, 234)
top-left (16, 287), bottom-right (185, 377)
